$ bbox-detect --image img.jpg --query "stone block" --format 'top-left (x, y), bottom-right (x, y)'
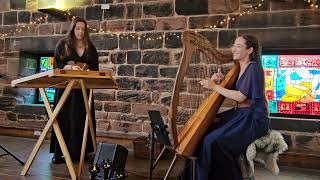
top-left (208, 0), bottom-right (239, 14)
top-left (10, 0), bottom-right (26, 10)
top-left (117, 90), bottom-right (151, 103)
top-left (116, 77), bottom-right (142, 90)
top-left (189, 15), bottom-right (227, 29)
top-left (93, 90), bottom-right (115, 101)
top-left (95, 101), bottom-right (103, 111)
top-left (104, 101), bottom-right (131, 113)
top-left (175, 0), bottom-right (207, 15)
top-left (140, 32), bottom-right (163, 49)
top-left (218, 30), bottom-right (236, 48)
top-left (86, 5), bottom-right (103, 20)
top-left (142, 50), bottom-right (169, 64)
top-left (18, 11), bottom-right (30, 24)
top-left (131, 103), bottom-right (167, 116)
top-left (126, 3), bottom-right (142, 19)
top-left (142, 79), bottom-right (174, 92)
top-left (117, 65), bottom-right (134, 76)
top-left (91, 34), bottom-right (118, 50)
top-left (104, 4), bottom-right (125, 20)
top-left (135, 65), bottom-right (158, 78)
top-left (111, 52), bottom-right (126, 64)
top-left (143, 1), bottom-right (173, 17)
top-left (165, 32), bottom-right (182, 48)
top-left (101, 20), bottom-right (134, 32)
top-left (119, 33), bottom-right (138, 50)
top-left (31, 12), bottom-right (47, 24)
top-left (156, 17), bottom-right (187, 30)
top-left (110, 120), bottom-right (142, 133)
top-left (159, 66), bottom-right (178, 78)
top-left (38, 24), bottom-right (55, 35)
top-left (127, 51), bottom-right (141, 64)
top-left (69, 7), bottom-right (85, 18)
top-left (3, 11), bottom-right (17, 25)
top-left (135, 19), bottom-right (156, 31)
top-left (198, 31), bottom-right (218, 47)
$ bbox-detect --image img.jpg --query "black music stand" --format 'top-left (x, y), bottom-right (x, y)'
top-left (0, 145), bottom-right (24, 165)
top-left (148, 111), bottom-right (171, 180)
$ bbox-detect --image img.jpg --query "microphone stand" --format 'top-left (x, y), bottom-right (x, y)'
top-left (0, 145), bottom-right (24, 165)
top-left (148, 122), bottom-right (156, 180)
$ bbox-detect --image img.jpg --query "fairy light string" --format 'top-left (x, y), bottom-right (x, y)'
top-left (0, 0), bottom-right (318, 41)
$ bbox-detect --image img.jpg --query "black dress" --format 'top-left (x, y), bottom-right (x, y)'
top-left (49, 39), bottom-right (99, 161)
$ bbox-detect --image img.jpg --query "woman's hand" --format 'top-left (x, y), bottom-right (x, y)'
top-left (63, 65), bottom-right (73, 70)
top-left (64, 61), bottom-right (76, 70)
top-left (211, 68), bottom-right (224, 84)
top-left (63, 65), bottom-right (81, 70)
top-left (76, 62), bottom-right (89, 70)
top-left (71, 65), bottom-right (81, 70)
top-left (199, 79), bottom-right (216, 90)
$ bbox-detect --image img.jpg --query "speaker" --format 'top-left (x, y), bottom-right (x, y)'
top-left (91, 143), bottom-right (128, 179)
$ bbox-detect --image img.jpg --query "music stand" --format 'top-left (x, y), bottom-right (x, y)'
top-left (147, 111), bottom-right (171, 180)
top-left (0, 145), bottom-right (24, 165)
top-left (148, 111), bottom-right (171, 146)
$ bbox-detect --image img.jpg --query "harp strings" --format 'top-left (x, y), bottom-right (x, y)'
top-left (176, 49), bottom-right (226, 125)
top-left (185, 49), bottom-right (217, 121)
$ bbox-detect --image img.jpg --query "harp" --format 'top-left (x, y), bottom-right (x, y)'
top-left (153, 31), bottom-right (240, 179)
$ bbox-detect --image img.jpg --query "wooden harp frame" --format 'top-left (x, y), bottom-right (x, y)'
top-left (152, 31), bottom-right (240, 180)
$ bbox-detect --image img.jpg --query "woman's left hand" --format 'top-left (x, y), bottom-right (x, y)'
top-left (71, 65), bottom-right (81, 70)
top-left (199, 79), bottom-right (216, 90)
top-left (76, 62), bottom-right (89, 70)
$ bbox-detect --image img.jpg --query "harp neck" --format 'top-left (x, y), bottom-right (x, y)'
top-left (168, 31), bottom-right (236, 148)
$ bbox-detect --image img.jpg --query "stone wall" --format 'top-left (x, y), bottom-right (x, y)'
top-left (0, 0), bottom-right (319, 152)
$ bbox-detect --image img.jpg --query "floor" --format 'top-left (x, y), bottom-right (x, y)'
top-left (0, 135), bottom-right (319, 180)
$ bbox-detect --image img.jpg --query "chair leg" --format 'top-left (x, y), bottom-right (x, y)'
top-left (191, 158), bottom-right (196, 180)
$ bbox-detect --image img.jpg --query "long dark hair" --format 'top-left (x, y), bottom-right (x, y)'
top-left (240, 34), bottom-right (267, 105)
top-left (63, 16), bottom-right (91, 58)
top-left (240, 34), bottom-right (261, 64)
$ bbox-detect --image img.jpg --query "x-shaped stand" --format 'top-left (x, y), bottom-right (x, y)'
top-left (20, 79), bottom-right (96, 179)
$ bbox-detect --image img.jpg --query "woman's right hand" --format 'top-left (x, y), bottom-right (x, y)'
top-left (63, 65), bottom-right (73, 70)
top-left (211, 68), bottom-right (224, 83)
top-left (71, 65), bottom-right (81, 70)
top-left (63, 65), bottom-right (81, 70)
top-left (63, 61), bottom-right (76, 70)
top-left (76, 62), bottom-right (89, 70)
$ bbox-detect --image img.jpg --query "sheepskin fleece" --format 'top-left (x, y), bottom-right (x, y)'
top-left (239, 130), bottom-right (288, 178)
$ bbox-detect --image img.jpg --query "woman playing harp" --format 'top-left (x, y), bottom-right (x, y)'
top-left (183, 35), bottom-right (270, 180)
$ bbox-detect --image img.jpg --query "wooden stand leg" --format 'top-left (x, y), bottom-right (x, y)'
top-left (40, 86), bottom-right (77, 180)
top-left (78, 80), bottom-right (96, 177)
top-left (20, 80), bottom-right (76, 180)
top-left (164, 154), bottom-right (178, 180)
top-left (190, 157), bottom-right (197, 180)
top-left (80, 82), bottom-right (96, 150)
top-left (153, 146), bottom-right (166, 169)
